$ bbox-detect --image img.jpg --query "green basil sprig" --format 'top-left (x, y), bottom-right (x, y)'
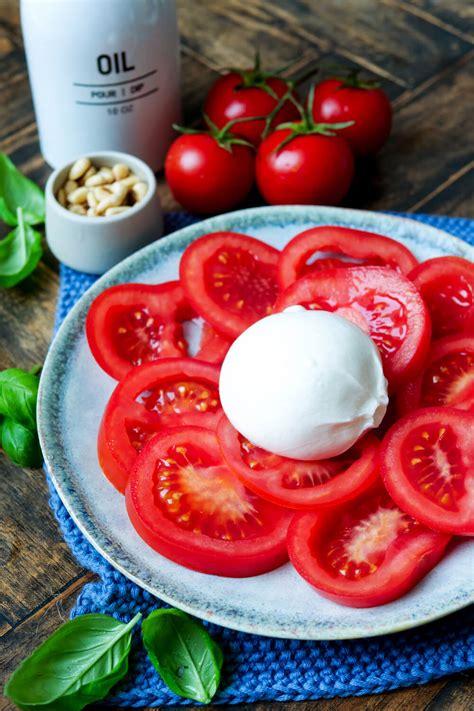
top-left (142, 608), bottom-right (223, 703)
top-left (5, 612), bottom-right (141, 710)
top-left (0, 366), bottom-right (42, 467)
top-left (1, 418), bottom-right (42, 468)
top-left (0, 152), bottom-right (45, 226)
top-left (0, 207), bottom-right (43, 288)
top-left (0, 367), bottom-right (39, 429)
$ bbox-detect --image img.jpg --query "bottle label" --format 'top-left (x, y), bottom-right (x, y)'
top-left (73, 51), bottom-right (159, 115)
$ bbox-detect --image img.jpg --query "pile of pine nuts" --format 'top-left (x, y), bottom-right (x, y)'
top-left (56, 157), bottom-right (148, 217)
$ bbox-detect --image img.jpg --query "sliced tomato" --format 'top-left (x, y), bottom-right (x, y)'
top-left (86, 281), bottom-right (230, 381)
top-left (217, 416), bottom-right (379, 509)
top-left (98, 359), bottom-right (222, 493)
top-left (380, 407), bottom-right (474, 536)
top-left (125, 426), bottom-right (292, 577)
top-left (408, 256), bottom-right (474, 338)
top-left (194, 320), bottom-right (232, 363)
top-left (287, 483), bottom-right (450, 607)
top-left (275, 266), bottom-right (431, 391)
top-left (278, 226), bottom-right (418, 290)
top-left (398, 335), bottom-right (474, 415)
top-left (179, 232), bottom-right (280, 339)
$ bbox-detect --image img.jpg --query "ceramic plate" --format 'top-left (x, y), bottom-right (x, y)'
top-left (38, 206), bottom-right (474, 640)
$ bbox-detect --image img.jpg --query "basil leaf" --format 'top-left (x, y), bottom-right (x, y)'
top-left (0, 152), bottom-right (45, 226)
top-left (142, 608), bottom-right (223, 703)
top-left (1, 418), bottom-right (43, 467)
top-left (0, 208), bottom-right (43, 288)
top-left (0, 367), bottom-right (39, 429)
top-left (5, 612), bottom-right (141, 710)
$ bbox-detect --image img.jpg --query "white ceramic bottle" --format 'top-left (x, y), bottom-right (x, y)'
top-left (20, 0), bottom-right (181, 170)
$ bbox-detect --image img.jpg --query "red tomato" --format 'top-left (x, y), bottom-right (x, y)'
top-left (275, 266), bottom-right (431, 391)
top-left (312, 78), bottom-right (392, 156)
top-left (180, 231), bottom-right (280, 339)
top-left (86, 281), bottom-right (230, 381)
top-left (287, 483), bottom-right (450, 607)
top-left (256, 128), bottom-right (354, 206)
top-left (204, 72), bottom-right (300, 147)
top-left (278, 225), bottom-right (418, 289)
top-left (408, 256), bottom-right (474, 338)
top-left (194, 320), bottom-right (232, 364)
top-left (164, 133), bottom-right (254, 214)
top-left (398, 335), bottom-right (474, 415)
top-left (217, 416), bottom-right (380, 510)
top-left (125, 426), bottom-right (292, 576)
top-left (380, 408), bottom-right (474, 536)
top-left (98, 359), bottom-right (222, 493)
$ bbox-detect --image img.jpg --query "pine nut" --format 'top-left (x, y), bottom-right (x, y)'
top-left (85, 171), bottom-right (112, 187)
top-left (105, 206), bottom-right (131, 216)
top-left (67, 187), bottom-right (88, 204)
top-left (112, 163), bottom-right (129, 180)
top-left (69, 204), bottom-right (87, 215)
top-left (64, 179), bottom-right (78, 195)
top-left (57, 188), bottom-right (66, 207)
top-left (94, 186), bottom-right (113, 202)
top-left (82, 165), bottom-right (97, 183)
top-left (132, 181), bottom-right (148, 202)
top-left (87, 207), bottom-right (97, 217)
top-left (98, 167), bottom-right (114, 182)
top-left (87, 191), bottom-right (98, 208)
top-left (96, 185), bottom-right (127, 214)
top-left (117, 174), bottom-right (140, 188)
top-left (69, 157), bottom-right (91, 181)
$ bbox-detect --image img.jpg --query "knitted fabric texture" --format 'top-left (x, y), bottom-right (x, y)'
top-left (47, 212), bottom-right (474, 706)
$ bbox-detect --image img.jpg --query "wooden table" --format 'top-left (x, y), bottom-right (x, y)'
top-left (0, 1), bottom-right (473, 709)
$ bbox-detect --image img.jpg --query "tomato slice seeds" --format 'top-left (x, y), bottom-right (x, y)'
top-left (217, 416), bottom-right (380, 509)
top-left (126, 427), bottom-right (292, 577)
top-left (87, 281), bottom-right (231, 381)
top-left (380, 408), bottom-right (474, 536)
top-left (398, 335), bottom-right (474, 414)
top-left (180, 231), bottom-right (280, 338)
top-left (288, 485), bottom-right (450, 607)
top-left (98, 359), bottom-right (222, 493)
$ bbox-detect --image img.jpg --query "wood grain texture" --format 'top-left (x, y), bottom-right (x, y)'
top-left (398, 0), bottom-right (474, 40)
top-left (0, 0), bottom-right (473, 709)
top-left (356, 53), bottom-right (474, 212)
top-left (0, 573), bottom-right (94, 711)
top-left (246, 0), bottom-right (471, 87)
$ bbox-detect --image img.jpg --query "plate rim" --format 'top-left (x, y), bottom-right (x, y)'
top-left (38, 205), bottom-right (474, 640)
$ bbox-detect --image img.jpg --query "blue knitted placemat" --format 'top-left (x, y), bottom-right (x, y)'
top-left (47, 212), bottom-right (473, 706)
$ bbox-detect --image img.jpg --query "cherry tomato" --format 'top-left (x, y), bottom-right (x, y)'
top-left (256, 128), bottom-right (354, 206)
top-left (312, 77), bottom-right (392, 156)
top-left (217, 415), bottom-right (380, 510)
top-left (180, 231), bottom-right (280, 339)
top-left (204, 72), bottom-right (300, 147)
top-left (275, 266), bottom-right (431, 391)
top-left (165, 133), bottom-right (254, 214)
top-left (126, 426), bottom-right (292, 576)
top-left (408, 256), bottom-right (474, 338)
top-left (380, 408), bottom-right (474, 536)
top-left (98, 359), bottom-right (222, 493)
top-left (398, 335), bottom-right (474, 415)
top-left (278, 225), bottom-right (418, 289)
top-left (287, 483), bottom-right (450, 607)
top-left (86, 281), bottom-right (230, 381)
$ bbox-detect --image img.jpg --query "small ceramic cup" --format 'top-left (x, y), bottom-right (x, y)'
top-left (45, 151), bottom-right (163, 274)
